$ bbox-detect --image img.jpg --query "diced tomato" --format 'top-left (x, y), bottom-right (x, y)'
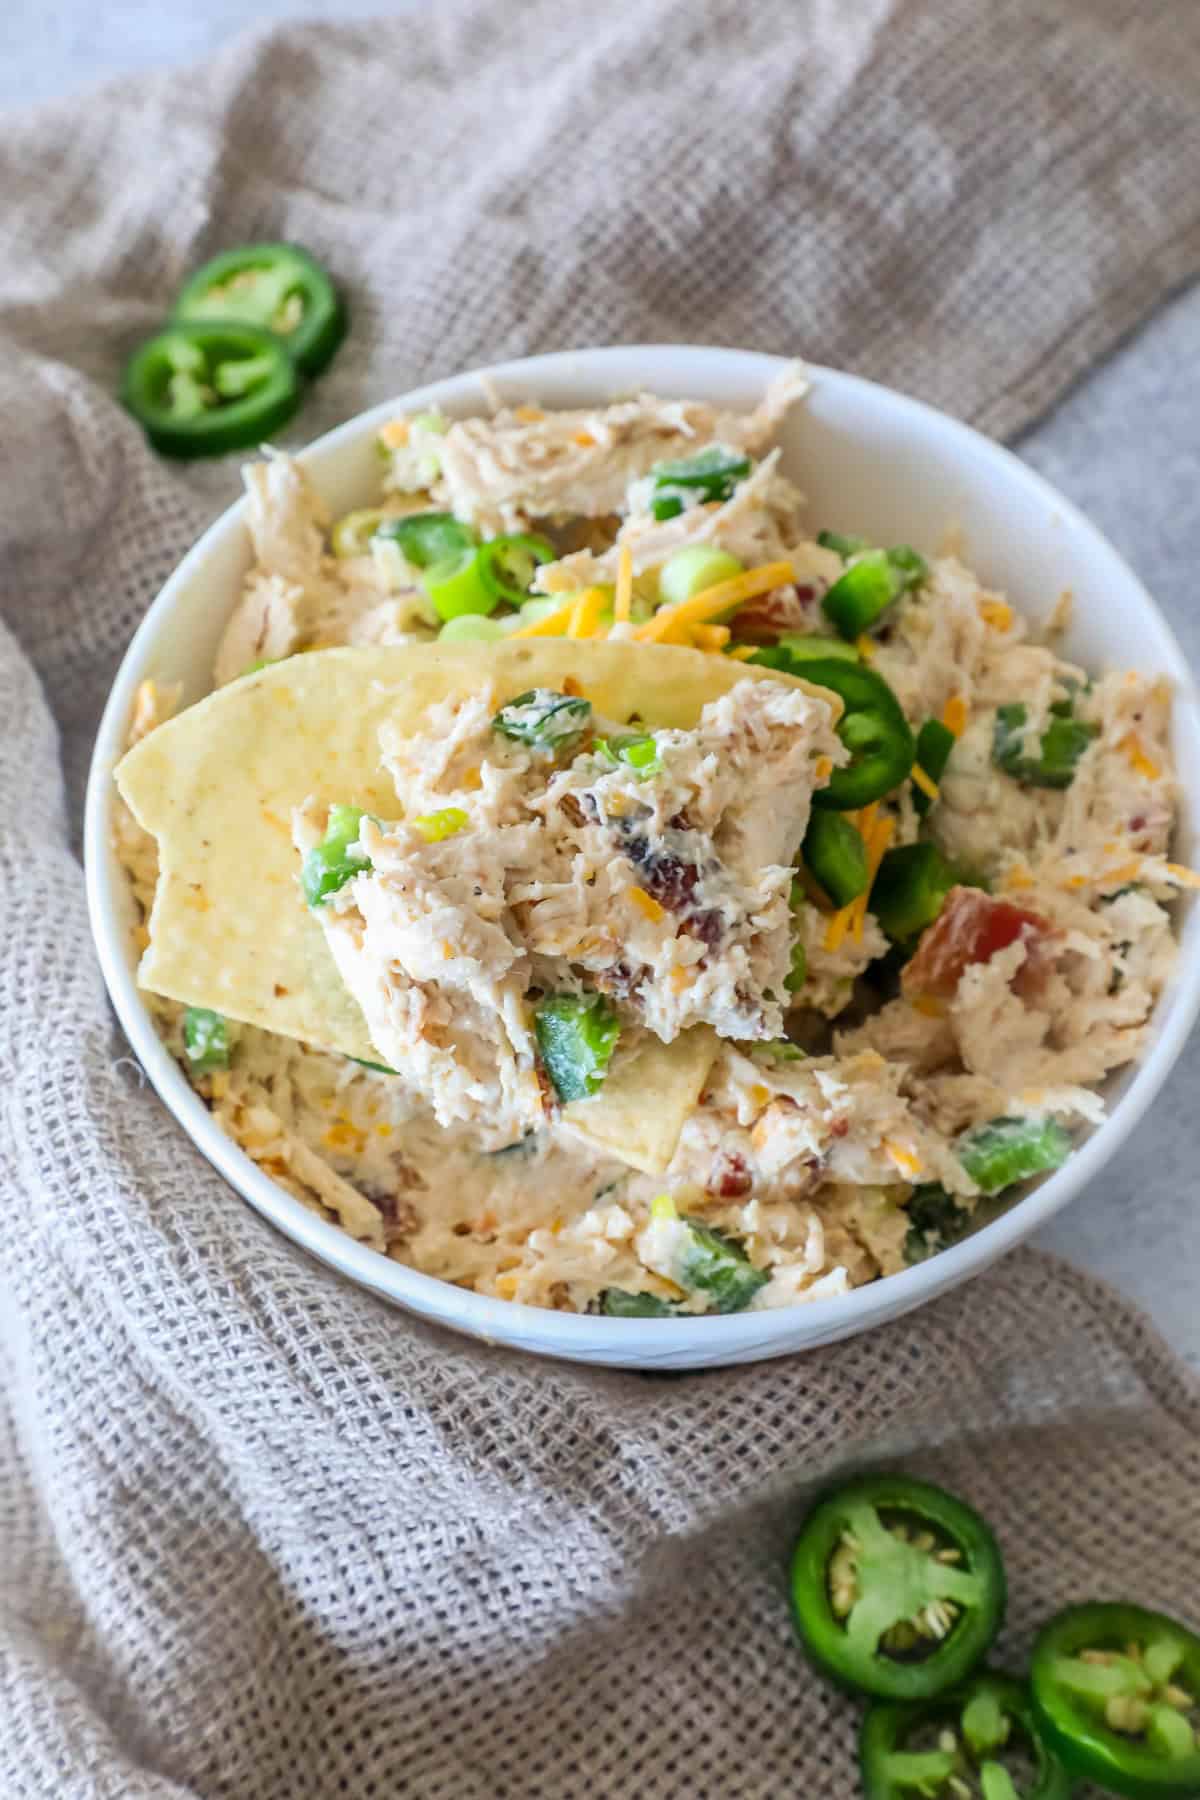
top-left (731, 584), bottom-right (815, 644)
top-left (902, 886), bottom-right (1057, 1002)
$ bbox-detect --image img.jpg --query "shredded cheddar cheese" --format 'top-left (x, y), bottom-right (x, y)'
top-left (1004, 863), bottom-right (1034, 890)
top-left (815, 756), bottom-right (833, 781)
top-left (942, 694), bottom-right (969, 737)
top-left (1165, 863), bottom-right (1200, 888)
top-left (851, 810), bottom-right (895, 944)
top-left (911, 764), bottom-right (939, 803)
top-left (978, 598), bottom-right (1014, 632)
top-left (567, 587), bottom-right (606, 639)
top-left (884, 1139), bottom-right (923, 1178)
top-left (628, 885), bottom-right (666, 924)
top-left (614, 543), bottom-right (634, 624)
top-left (633, 561), bottom-right (794, 643)
top-left (692, 623), bottom-right (731, 650)
top-left (1119, 732), bottom-right (1161, 782)
top-left (378, 418), bottom-right (409, 449)
top-left (514, 405), bottom-right (544, 423)
top-left (511, 595), bottom-right (579, 638)
top-left (727, 644), bottom-right (758, 662)
top-left (573, 430), bottom-right (596, 448)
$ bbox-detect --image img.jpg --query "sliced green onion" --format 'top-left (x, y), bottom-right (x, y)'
top-left (376, 511), bottom-right (475, 570)
top-left (300, 803), bottom-right (372, 906)
top-left (676, 1217), bottom-right (767, 1313)
top-left (784, 940), bottom-right (808, 994)
top-left (422, 546), bottom-right (498, 621)
top-left (411, 807), bottom-right (468, 843)
top-left (652, 493), bottom-right (685, 521)
top-left (657, 545), bottom-right (744, 607)
top-left (903, 1184), bottom-right (971, 1263)
top-left (493, 689), bottom-right (592, 752)
top-left (331, 508), bottom-right (386, 558)
top-left (956, 1116), bottom-right (1072, 1194)
top-left (816, 530), bottom-right (871, 559)
top-left (535, 992), bottom-right (620, 1102)
top-left (594, 733), bottom-right (662, 777)
top-left (913, 717), bottom-right (957, 816)
top-left (993, 703), bottom-right (1098, 790)
top-left (600, 1289), bottom-right (685, 1318)
top-left (651, 445), bottom-right (752, 505)
top-left (478, 533), bottom-right (556, 606)
top-left (772, 632), bottom-right (861, 664)
top-left (438, 614), bottom-right (508, 642)
top-left (183, 1006), bottom-right (229, 1073)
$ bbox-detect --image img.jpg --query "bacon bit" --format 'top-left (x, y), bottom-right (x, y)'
top-left (614, 543), bottom-right (634, 625)
top-left (727, 644), bottom-right (758, 662)
top-left (628, 885), bottom-right (667, 924)
top-left (942, 694), bottom-right (969, 738)
top-left (378, 418), bottom-right (410, 449)
top-left (903, 886), bottom-right (1057, 1002)
top-left (855, 634), bottom-right (876, 662)
top-left (911, 993), bottom-right (946, 1019)
top-left (514, 405), bottom-right (544, 423)
top-left (1166, 862), bottom-right (1200, 888)
top-left (829, 1116), bottom-right (850, 1139)
top-left (573, 430), bottom-right (596, 448)
top-left (911, 764), bottom-right (940, 803)
top-left (815, 756), bottom-right (833, 782)
top-left (707, 1149), bottom-right (753, 1199)
top-left (1119, 732), bottom-right (1161, 782)
top-left (885, 1140), bottom-right (923, 1177)
top-left (978, 598), bottom-right (1014, 631)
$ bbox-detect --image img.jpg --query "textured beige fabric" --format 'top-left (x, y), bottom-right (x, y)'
top-left (2, 4), bottom-right (1200, 1794)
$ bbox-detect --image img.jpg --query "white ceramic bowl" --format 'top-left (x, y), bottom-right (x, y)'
top-left (85, 346), bottom-right (1200, 1370)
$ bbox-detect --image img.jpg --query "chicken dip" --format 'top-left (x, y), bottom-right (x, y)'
top-left (114, 365), bottom-right (1195, 1319)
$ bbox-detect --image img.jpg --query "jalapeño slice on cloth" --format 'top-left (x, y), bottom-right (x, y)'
top-left (790, 1474), bottom-right (1006, 1699)
top-left (1031, 1602), bottom-right (1200, 1798)
top-left (121, 323), bottom-right (299, 458)
top-left (749, 653), bottom-right (915, 810)
top-left (172, 242), bottom-right (346, 376)
top-left (861, 1671), bottom-right (1072, 1800)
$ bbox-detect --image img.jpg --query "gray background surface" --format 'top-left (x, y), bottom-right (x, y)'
top-left (4, 7), bottom-right (1198, 1362)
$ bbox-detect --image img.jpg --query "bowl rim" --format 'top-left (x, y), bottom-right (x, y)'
top-left (84, 345), bottom-right (1200, 1363)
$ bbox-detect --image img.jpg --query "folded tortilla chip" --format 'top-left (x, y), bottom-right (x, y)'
top-left (116, 640), bottom-right (834, 1172)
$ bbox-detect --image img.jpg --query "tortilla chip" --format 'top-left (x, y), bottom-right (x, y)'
top-left (116, 640), bottom-right (836, 1173)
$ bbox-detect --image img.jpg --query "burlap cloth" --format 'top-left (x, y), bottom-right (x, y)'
top-left (2, 4), bottom-right (1199, 1794)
